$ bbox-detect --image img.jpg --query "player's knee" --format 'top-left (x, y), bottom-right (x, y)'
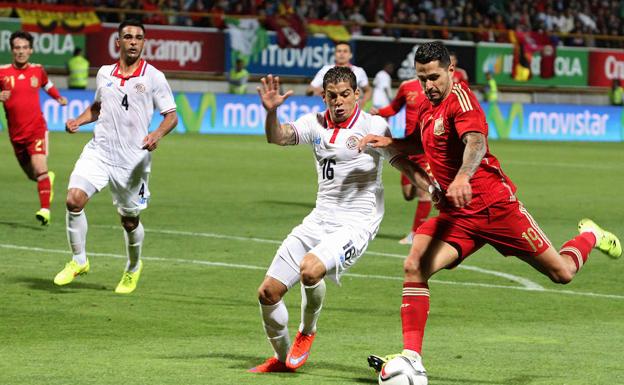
top-left (66, 190), bottom-right (86, 212)
top-left (404, 254), bottom-right (426, 279)
top-left (300, 258), bottom-right (325, 286)
top-left (549, 268), bottom-right (574, 285)
top-left (258, 285), bottom-right (281, 305)
top-left (121, 217), bottom-right (139, 232)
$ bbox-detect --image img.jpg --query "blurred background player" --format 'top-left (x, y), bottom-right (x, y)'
top-left (0, 30), bottom-right (68, 225)
top-left (306, 41), bottom-right (371, 106)
top-left (449, 51), bottom-right (469, 84)
top-left (370, 76), bottom-right (432, 244)
top-left (372, 62), bottom-right (394, 109)
top-left (609, 78), bottom-right (623, 106)
top-left (66, 47), bottom-right (90, 90)
top-left (53, 20), bottom-right (178, 294)
top-left (227, 58), bottom-right (249, 95)
top-left (361, 41), bottom-right (622, 381)
top-left (250, 67), bottom-right (430, 373)
top-left (484, 71), bottom-right (498, 103)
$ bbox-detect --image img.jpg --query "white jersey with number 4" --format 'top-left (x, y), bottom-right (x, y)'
top-left (88, 59), bottom-right (176, 168)
top-left (289, 105), bottom-right (394, 231)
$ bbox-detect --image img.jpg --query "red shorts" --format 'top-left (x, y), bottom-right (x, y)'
top-left (416, 199), bottom-right (552, 266)
top-left (401, 154), bottom-right (428, 186)
top-left (11, 131), bottom-right (48, 165)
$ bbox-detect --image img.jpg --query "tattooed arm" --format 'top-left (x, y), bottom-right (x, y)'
top-left (446, 132), bottom-right (487, 208)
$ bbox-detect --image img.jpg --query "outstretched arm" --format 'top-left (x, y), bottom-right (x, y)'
top-left (445, 132), bottom-right (487, 208)
top-left (65, 102), bottom-right (101, 133)
top-left (257, 74), bottom-right (296, 146)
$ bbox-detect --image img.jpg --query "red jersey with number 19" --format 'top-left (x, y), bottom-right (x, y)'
top-left (0, 63), bottom-right (58, 142)
top-left (416, 82), bottom-right (516, 215)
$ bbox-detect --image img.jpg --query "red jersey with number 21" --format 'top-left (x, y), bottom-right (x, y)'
top-left (416, 81), bottom-right (516, 215)
top-left (0, 63), bottom-right (51, 142)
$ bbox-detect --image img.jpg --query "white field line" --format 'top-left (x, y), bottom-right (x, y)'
top-left (3, 245), bottom-right (623, 301)
top-left (95, 225), bottom-right (544, 290)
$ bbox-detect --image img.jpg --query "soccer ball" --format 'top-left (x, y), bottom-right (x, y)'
top-left (378, 356), bottom-right (428, 385)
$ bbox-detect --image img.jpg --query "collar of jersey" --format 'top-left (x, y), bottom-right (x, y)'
top-left (111, 59), bottom-right (146, 81)
top-left (325, 103), bottom-right (360, 129)
top-left (11, 63), bottom-right (30, 71)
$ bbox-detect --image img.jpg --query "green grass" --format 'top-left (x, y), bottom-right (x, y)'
top-left (1, 133), bottom-right (623, 385)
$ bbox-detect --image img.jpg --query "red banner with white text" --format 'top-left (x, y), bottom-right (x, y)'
top-left (588, 50), bottom-right (624, 87)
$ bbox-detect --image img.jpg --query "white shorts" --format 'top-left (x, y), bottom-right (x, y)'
top-left (68, 146), bottom-right (151, 217)
top-left (267, 208), bottom-right (377, 287)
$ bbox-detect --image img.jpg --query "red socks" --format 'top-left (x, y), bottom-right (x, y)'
top-left (37, 173), bottom-right (51, 209)
top-left (411, 201), bottom-right (432, 232)
top-left (559, 232), bottom-right (596, 272)
top-left (401, 282), bottom-right (430, 354)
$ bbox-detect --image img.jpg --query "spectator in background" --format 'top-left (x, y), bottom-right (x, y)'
top-left (228, 59), bottom-right (249, 94)
top-left (67, 47), bottom-right (89, 90)
top-left (372, 62), bottom-right (394, 109)
top-left (609, 79), bottom-right (623, 106)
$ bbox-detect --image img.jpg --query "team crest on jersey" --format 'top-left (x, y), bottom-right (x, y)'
top-left (433, 118), bottom-right (445, 136)
top-left (30, 76), bottom-right (38, 88)
top-left (345, 135), bottom-right (359, 150)
top-left (134, 83), bottom-right (146, 94)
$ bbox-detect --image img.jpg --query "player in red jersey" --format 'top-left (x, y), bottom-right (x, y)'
top-left (370, 78), bottom-right (432, 244)
top-left (450, 51), bottom-right (468, 84)
top-left (360, 41), bottom-right (621, 381)
top-left (0, 31), bottom-right (68, 225)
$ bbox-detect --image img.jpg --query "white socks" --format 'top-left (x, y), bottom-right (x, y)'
top-left (124, 222), bottom-right (144, 272)
top-left (300, 279), bottom-right (326, 335)
top-left (66, 210), bottom-right (88, 265)
top-left (260, 300), bottom-right (290, 362)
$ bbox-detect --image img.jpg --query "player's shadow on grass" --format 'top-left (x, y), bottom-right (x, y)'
top-left (0, 220), bottom-right (46, 231)
top-left (259, 200), bottom-right (316, 210)
top-left (12, 276), bottom-right (108, 293)
top-left (375, 232), bottom-right (404, 241)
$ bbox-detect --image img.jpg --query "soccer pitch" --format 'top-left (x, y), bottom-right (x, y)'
top-left (1, 133), bottom-right (623, 385)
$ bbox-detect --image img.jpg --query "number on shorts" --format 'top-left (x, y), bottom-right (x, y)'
top-left (521, 227), bottom-right (543, 253)
top-left (34, 139), bottom-right (43, 152)
top-left (121, 94), bottom-right (129, 110)
top-left (138, 183), bottom-right (145, 198)
top-left (321, 158), bottom-right (336, 180)
top-left (342, 240), bottom-right (356, 262)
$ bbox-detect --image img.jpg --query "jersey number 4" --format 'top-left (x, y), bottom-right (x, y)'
top-left (121, 94), bottom-right (129, 110)
top-left (321, 158), bottom-right (336, 180)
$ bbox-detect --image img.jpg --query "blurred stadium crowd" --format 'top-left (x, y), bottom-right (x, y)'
top-left (10, 0), bottom-right (624, 48)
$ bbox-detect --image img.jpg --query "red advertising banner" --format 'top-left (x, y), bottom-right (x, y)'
top-left (86, 24), bottom-right (224, 72)
top-left (588, 50), bottom-right (624, 87)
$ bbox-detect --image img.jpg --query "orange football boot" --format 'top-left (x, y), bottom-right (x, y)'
top-left (285, 331), bottom-right (316, 369)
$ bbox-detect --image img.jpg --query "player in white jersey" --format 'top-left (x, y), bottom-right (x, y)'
top-left (306, 41), bottom-right (371, 105)
top-left (249, 67), bottom-right (433, 373)
top-left (53, 20), bottom-right (178, 294)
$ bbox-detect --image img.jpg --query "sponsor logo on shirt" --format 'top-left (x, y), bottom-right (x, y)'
top-left (17, 74), bottom-right (25, 80)
top-left (313, 137), bottom-right (321, 145)
top-left (30, 76), bottom-right (38, 88)
top-left (106, 82), bottom-right (113, 87)
top-left (345, 135), bottom-right (359, 150)
top-left (433, 117), bottom-right (445, 136)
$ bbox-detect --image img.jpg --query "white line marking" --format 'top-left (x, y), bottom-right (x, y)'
top-left (94, 225), bottom-right (544, 290)
top-left (2, 243), bottom-right (621, 300)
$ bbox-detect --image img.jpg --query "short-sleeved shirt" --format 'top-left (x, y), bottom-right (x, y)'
top-left (377, 79), bottom-right (426, 136)
top-left (310, 64), bottom-right (369, 92)
top-left (415, 82), bottom-right (516, 215)
top-left (0, 63), bottom-right (52, 142)
top-left (289, 104), bottom-right (393, 226)
top-left (372, 69), bottom-right (392, 107)
top-left (88, 59), bottom-right (176, 168)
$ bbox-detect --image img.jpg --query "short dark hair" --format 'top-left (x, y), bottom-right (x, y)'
top-left (335, 41), bottom-right (351, 51)
top-left (414, 41), bottom-right (451, 68)
top-left (323, 66), bottom-right (357, 91)
top-left (73, 47), bottom-right (83, 56)
top-left (118, 19), bottom-right (145, 35)
top-left (10, 31), bottom-right (33, 49)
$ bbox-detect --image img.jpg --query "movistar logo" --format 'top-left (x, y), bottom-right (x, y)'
top-left (175, 92), bottom-right (217, 133)
top-left (487, 102), bottom-right (524, 139)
